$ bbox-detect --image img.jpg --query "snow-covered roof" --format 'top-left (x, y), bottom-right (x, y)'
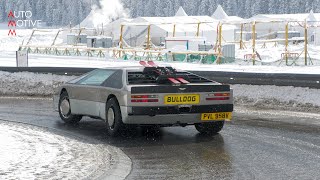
top-left (307, 10), bottom-right (317, 21)
top-left (165, 36), bottom-right (206, 42)
top-left (122, 16), bottom-right (234, 36)
top-left (79, 10), bottom-right (98, 28)
top-left (227, 16), bottom-right (244, 22)
top-left (66, 33), bottom-right (87, 36)
top-left (212, 5), bottom-right (228, 20)
top-left (249, 11), bottom-right (319, 22)
top-left (175, 6), bottom-right (188, 17)
top-left (210, 5), bottom-right (243, 23)
top-left (107, 15), bottom-right (236, 44)
top-left (87, 36), bottom-right (112, 39)
top-left (276, 31), bottom-right (300, 33)
top-left (154, 23), bottom-right (209, 33)
top-left (131, 16), bottom-right (216, 25)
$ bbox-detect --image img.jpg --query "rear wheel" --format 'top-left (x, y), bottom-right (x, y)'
top-left (195, 121), bottom-right (224, 135)
top-left (58, 91), bottom-right (82, 124)
top-left (105, 97), bottom-right (124, 137)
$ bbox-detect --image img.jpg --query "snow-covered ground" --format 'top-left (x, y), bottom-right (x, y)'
top-left (1, 28), bottom-right (320, 74)
top-left (1, 51), bottom-right (320, 74)
top-left (0, 71), bottom-right (319, 111)
top-left (0, 121), bottom-right (130, 179)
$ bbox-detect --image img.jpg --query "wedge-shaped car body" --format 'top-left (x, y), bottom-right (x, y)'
top-left (53, 66), bottom-right (233, 136)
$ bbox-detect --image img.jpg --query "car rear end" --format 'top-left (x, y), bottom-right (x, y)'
top-left (120, 69), bottom-right (233, 126)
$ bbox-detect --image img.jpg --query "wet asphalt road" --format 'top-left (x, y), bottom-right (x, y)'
top-left (0, 97), bottom-right (320, 179)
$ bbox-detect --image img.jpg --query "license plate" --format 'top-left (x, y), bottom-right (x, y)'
top-left (164, 94), bottom-right (200, 105)
top-left (201, 112), bottom-right (232, 121)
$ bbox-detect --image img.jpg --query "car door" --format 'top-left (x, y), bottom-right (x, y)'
top-left (97, 70), bottom-right (124, 120)
top-left (69, 69), bottom-right (116, 117)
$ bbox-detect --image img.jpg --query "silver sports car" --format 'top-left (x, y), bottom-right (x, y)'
top-left (53, 65), bottom-right (233, 136)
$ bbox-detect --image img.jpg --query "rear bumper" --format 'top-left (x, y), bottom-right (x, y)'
top-left (121, 104), bottom-right (233, 125)
top-left (130, 104), bottom-right (233, 115)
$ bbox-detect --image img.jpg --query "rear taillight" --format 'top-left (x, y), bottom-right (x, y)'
top-left (210, 93), bottom-right (230, 97)
top-left (206, 97), bottom-right (230, 100)
top-left (206, 93), bottom-right (230, 101)
top-left (131, 95), bottom-right (159, 103)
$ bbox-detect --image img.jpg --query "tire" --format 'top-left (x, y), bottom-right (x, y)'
top-left (105, 97), bottom-right (124, 137)
top-left (195, 121), bottom-right (225, 135)
top-left (58, 91), bottom-right (82, 124)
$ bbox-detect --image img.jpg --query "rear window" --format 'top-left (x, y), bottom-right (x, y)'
top-left (127, 71), bottom-right (212, 85)
top-left (76, 69), bottom-right (115, 86)
top-left (127, 72), bottom-right (157, 84)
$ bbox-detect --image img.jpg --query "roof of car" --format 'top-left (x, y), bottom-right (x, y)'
top-left (99, 66), bottom-right (184, 72)
top-left (100, 66), bottom-right (143, 70)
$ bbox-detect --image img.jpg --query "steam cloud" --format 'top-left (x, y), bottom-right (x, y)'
top-left (88, 0), bottom-right (128, 27)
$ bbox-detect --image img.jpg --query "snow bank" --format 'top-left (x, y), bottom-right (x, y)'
top-left (0, 121), bottom-right (128, 179)
top-left (0, 71), bottom-right (319, 110)
top-left (0, 71), bottom-right (75, 96)
top-left (232, 84), bottom-right (320, 109)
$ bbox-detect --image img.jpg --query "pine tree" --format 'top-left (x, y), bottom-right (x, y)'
top-left (78, 1), bottom-right (85, 25)
top-left (154, 0), bottom-right (166, 17)
top-left (162, 0), bottom-right (174, 17)
top-left (193, 0), bottom-right (202, 15)
top-left (0, 0), bottom-right (6, 22)
top-left (236, 0), bottom-right (246, 16)
top-left (45, 1), bottom-right (54, 26)
top-left (36, 0), bottom-right (45, 20)
top-left (315, 0), bottom-right (320, 13)
top-left (136, 0), bottom-right (144, 17)
top-left (208, 1), bottom-right (217, 16)
top-left (224, 0), bottom-right (238, 16)
top-left (245, 0), bottom-right (253, 17)
top-left (268, 0), bottom-right (279, 14)
top-left (1, 0), bottom-right (320, 26)
top-left (69, 0), bottom-right (80, 25)
top-left (173, 0), bottom-right (183, 13)
top-left (198, 0), bottom-right (210, 16)
top-left (278, 0), bottom-right (289, 14)
top-left (259, 0), bottom-right (269, 14)
top-left (167, 0), bottom-right (175, 16)
top-left (305, 0), bottom-right (314, 12)
top-left (128, 0), bottom-right (138, 18)
top-left (144, 0), bottom-right (155, 17)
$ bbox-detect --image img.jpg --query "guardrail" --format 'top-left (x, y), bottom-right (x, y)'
top-left (19, 45), bottom-right (219, 63)
top-left (1, 67), bottom-right (319, 89)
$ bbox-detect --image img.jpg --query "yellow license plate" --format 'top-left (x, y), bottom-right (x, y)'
top-left (201, 112), bottom-right (232, 121)
top-left (164, 94), bottom-right (200, 105)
